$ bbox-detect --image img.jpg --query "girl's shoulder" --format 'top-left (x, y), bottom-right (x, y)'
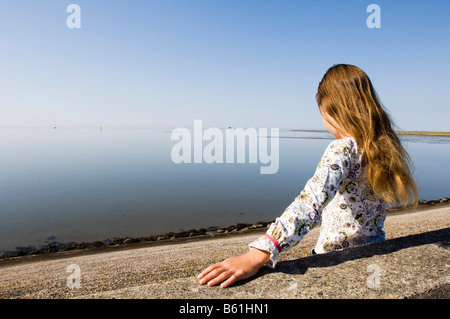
top-left (323, 137), bottom-right (363, 177)
top-left (325, 137), bottom-right (362, 160)
top-left (327, 136), bottom-right (360, 152)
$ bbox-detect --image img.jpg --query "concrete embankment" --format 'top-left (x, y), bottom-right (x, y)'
top-left (0, 203), bottom-right (448, 299)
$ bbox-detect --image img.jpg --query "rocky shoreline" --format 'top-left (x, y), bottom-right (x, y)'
top-left (1, 197), bottom-right (449, 261)
top-left (0, 222), bottom-right (273, 261)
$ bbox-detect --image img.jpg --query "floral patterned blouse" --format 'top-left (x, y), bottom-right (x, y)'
top-left (249, 137), bottom-right (386, 268)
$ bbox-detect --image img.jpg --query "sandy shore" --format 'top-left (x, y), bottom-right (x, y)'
top-left (0, 202), bottom-right (449, 299)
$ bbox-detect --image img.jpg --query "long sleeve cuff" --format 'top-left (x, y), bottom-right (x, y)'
top-left (248, 234), bottom-right (281, 269)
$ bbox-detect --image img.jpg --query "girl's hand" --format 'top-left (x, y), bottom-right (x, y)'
top-left (197, 248), bottom-right (270, 288)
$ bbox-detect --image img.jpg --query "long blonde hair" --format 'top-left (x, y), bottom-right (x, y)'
top-left (316, 64), bottom-right (419, 206)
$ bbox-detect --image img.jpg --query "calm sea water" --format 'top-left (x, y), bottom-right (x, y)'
top-left (0, 127), bottom-right (449, 254)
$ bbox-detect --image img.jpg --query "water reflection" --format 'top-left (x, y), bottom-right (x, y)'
top-left (0, 128), bottom-right (448, 254)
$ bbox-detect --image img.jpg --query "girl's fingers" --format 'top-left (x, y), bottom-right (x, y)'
top-left (198, 263), bottom-right (221, 279)
top-left (220, 274), bottom-right (238, 288)
top-left (206, 271), bottom-right (232, 287)
top-left (198, 267), bottom-right (224, 285)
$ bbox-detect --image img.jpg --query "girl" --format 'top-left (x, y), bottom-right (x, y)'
top-left (198, 64), bottom-right (419, 288)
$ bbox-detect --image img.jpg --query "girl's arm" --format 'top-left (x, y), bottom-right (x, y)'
top-left (198, 138), bottom-right (354, 287)
top-left (250, 139), bottom-right (352, 268)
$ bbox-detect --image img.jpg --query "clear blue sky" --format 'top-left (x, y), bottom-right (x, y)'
top-left (1, 0), bottom-right (449, 131)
